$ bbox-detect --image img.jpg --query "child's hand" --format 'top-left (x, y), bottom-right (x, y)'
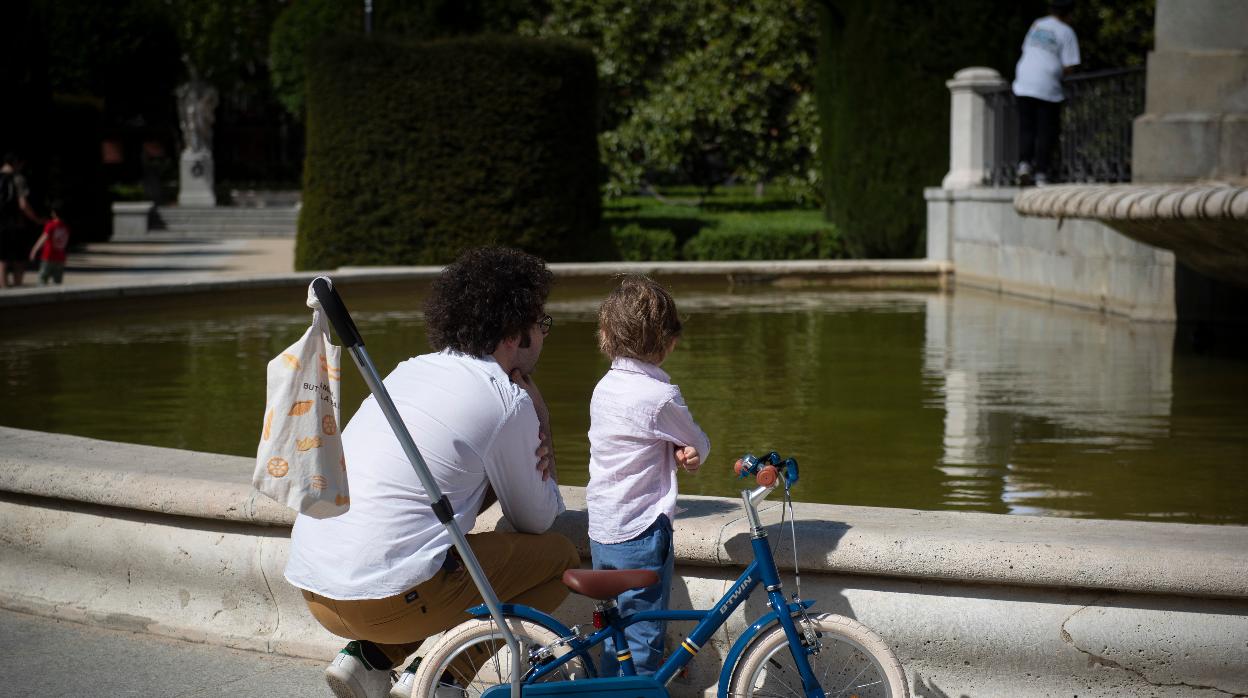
top-left (675, 445), bottom-right (701, 472)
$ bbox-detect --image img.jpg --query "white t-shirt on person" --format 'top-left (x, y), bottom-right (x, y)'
top-left (586, 357), bottom-right (710, 545)
top-left (1012, 16), bottom-right (1080, 103)
top-left (284, 350), bottom-right (565, 600)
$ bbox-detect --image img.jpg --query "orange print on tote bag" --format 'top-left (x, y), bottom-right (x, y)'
top-left (254, 280), bottom-right (349, 517)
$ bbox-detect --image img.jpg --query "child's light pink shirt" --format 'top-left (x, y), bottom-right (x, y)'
top-left (587, 356), bottom-right (711, 544)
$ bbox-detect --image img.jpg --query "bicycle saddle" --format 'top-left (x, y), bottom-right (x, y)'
top-left (562, 569), bottom-right (659, 600)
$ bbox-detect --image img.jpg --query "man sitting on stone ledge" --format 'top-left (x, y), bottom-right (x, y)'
top-left (283, 246), bottom-right (580, 698)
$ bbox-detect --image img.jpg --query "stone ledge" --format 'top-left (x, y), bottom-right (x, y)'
top-left (3, 426), bottom-right (1245, 601)
top-left (0, 260), bottom-right (951, 309)
top-left (1014, 183), bottom-right (1248, 221)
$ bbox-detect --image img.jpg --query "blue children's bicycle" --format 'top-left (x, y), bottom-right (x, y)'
top-left (409, 452), bottom-right (908, 698)
top-left (313, 278), bottom-right (908, 698)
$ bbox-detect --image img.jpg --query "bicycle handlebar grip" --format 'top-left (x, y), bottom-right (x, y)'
top-left (312, 277), bottom-right (365, 349)
top-left (756, 465), bottom-right (779, 487)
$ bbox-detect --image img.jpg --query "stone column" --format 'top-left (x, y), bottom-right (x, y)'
top-left (1132, 0), bottom-right (1248, 183)
top-left (942, 67), bottom-right (1007, 190)
top-left (176, 81), bottom-right (219, 207)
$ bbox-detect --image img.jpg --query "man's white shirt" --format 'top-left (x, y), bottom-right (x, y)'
top-left (284, 350), bottom-right (565, 600)
top-left (587, 357), bottom-right (710, 545)
top-left (1013, 15), bottom-right (1080, 103)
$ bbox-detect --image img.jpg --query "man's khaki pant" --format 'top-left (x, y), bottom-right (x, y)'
top-left (302, 531), bottom-right (581, 666)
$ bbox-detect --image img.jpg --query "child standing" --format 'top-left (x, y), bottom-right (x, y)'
top-left (587, 274), bottom-right (710, 676)
top-left (29, 205), bottom-right (69, 285)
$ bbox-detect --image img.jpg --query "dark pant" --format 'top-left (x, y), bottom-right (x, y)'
top-left (590, 514), bottom-right (674, 676)
top-left (1017, 96), bottom-right (1061, 176)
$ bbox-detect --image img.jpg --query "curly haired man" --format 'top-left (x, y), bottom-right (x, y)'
top-left (284, 247), bottom-right (579, 698)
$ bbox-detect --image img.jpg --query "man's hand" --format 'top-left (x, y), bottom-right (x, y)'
top-left (510, 369), bottom-right (550, 425)
top-left (512, 369), bottom-right (556, 481)
top-left (675, 445), bottom-right (701, 472)
top-left (535, 432), bottom-right (553, 481)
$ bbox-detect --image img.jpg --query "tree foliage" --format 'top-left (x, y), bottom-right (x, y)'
top-left (163, 0), bottom-right (284, 93)
top-left (1067, 0), bottom-right (1155, 70)
top-left (518, 0), bottom-right (821, 198)
top-left (269, 0), bottom-right (542, 117)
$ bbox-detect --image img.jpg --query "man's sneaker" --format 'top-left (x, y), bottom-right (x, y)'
top-left (1016, 161), bottom-right (1034, 186)
top-left (1034, 171), bottom-right (1050, 187)
top-left (326, 641), bottom-right (395, 698)
top-left (389, 657), bottom-right (420, 698)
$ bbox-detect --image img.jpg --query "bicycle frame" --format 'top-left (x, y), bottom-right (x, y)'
top-left (471, 481), bottom-right (829, 698)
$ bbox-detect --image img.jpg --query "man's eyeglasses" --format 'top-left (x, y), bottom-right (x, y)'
top-left (537, 314), bottom-right (553, 335)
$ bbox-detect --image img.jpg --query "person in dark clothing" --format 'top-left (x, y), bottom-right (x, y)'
top-left (1, 153), bottom-right (47, 288)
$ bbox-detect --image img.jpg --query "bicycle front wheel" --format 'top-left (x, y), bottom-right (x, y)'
top-left (728, 613), bottom-right (908, 698)
top-left (411, 616), bottom-right (588, 697)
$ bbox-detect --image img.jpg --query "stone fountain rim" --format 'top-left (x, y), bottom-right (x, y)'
top-left (1015, 183), bottom-right (1248, 221)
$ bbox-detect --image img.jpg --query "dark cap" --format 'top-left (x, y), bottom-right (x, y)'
top-left (1049, 0), bottom-right (1075, 9)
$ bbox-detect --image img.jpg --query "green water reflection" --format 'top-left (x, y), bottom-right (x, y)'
top-left (1, 280), bottom-right (1244, 524)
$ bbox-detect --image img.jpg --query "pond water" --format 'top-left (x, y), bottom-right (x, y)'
top-left (2, 279), bottom-right (1245, 524)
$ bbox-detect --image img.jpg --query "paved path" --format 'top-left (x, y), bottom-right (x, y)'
top-left (4, 236), bottom-right (295, 289)
top-left (0, 607), bottom-right (330, 697)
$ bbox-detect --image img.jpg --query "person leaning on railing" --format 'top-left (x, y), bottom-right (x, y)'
top-left (1012, 0), bottom-right (1081, 186)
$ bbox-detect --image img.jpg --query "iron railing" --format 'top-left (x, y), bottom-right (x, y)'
top-left (984, 67), bottom-right (1145, 186)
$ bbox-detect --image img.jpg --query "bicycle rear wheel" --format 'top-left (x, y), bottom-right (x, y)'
top-left (728, 613), bottom-right (908, 698)
top-left (411, 616), bottom-right (588, 697)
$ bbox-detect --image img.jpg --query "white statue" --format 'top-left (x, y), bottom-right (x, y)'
top-left (176, 81), bottom-right (218, 154)
top-left (176, 80), bottom-right (218, 206)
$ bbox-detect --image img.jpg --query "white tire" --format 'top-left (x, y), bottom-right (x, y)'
top-left (728, 612), bottom-right (908, 698)
top-left (411, 616), bottom-right (588, 697)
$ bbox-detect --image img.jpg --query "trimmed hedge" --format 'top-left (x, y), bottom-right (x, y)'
top-left (297, 34), bottom-right (603, 269)
top-left (682, 226), bottom-right (841, 261)
top-left (611, 224), bottom-right (676, 261)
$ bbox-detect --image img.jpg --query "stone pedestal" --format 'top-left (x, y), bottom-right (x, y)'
top-left (177, 150), bottom-right (216, 207)
top-left (941, 67), bottom-right (1007, 190)
top-left (111, 201), bottom-right (154, 239)
top-left (1132, 0), bottom-right (1248, 183)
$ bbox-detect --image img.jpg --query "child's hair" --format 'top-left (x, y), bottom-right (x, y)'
top-left (598, 274), bottom-right (683, 363)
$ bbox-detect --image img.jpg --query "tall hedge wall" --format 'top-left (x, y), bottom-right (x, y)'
top-left (49, 95), bottom-right (111, 242)
top-left (297, 34), bottom-right (603, 269)
top-left (816, 1), bottom-right (1041, 258)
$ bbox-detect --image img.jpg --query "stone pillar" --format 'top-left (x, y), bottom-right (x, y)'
top-left (176, 81), bottom-right (218, 207)
top-left (942, 67), bottom-right (1007, 190)
top-left (1132, 0), bottom-right (1248, 183)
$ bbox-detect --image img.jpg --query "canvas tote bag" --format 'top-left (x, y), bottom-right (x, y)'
top-left (254, 280), bottom-right (349, 517)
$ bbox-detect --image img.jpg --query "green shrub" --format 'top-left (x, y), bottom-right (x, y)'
top-left (296, 34), bottom-right (603, 269)
top-left (610, 224), bottom-right (677, 261)
top-left (682, 226), bottom-right (842, 261)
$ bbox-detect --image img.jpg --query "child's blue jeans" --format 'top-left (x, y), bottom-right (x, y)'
top-left (590, 514), bottom-right (674, 677)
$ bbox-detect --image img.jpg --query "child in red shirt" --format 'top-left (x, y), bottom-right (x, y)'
top-left (29, 205), bottom-right (69, 285)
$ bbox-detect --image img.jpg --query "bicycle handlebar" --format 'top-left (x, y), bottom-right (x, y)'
top-left (734, 451), bottom-right (799, 488)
